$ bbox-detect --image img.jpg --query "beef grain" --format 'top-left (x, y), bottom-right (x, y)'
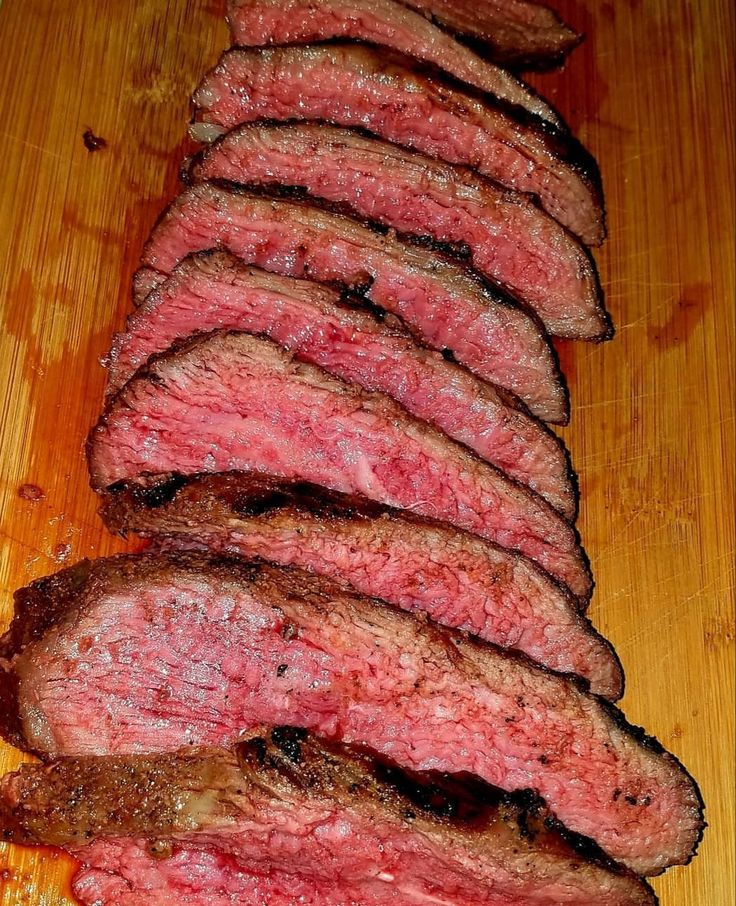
top-left (111, 252), bottom-right (575, 515)
top-left (101, 472), bottom-right (622, 697)
top-left (399, 0), bottom-right (581, 68)
top-left (189, 123), bottom-right (608, 339)
top-left (135, 182), bottom-right (568, 423)
top-left (227, 0), bottom-right (564, 126)
top-left (0, 553), bottom-right (703, 874)
top-left (88, 332), bottom-right (591, 596)
top-left (1, 730), bottom-right (656, 906)
top-left (191, 44), bottom-right (605, 244)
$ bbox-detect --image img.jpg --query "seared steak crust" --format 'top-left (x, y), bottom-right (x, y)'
top-left (191, 44), bottom-right (605, 244)
top-left (399, 0), bottom-right (582, 69)
top-left (100, 470), bottom-right (623, 697)
top-left (135, 181), bottom-right (569, 424)
top-left (1, 729), bottom-right (656, 905)
top-left (188, 124), bottom-right (608, 340)
top-left (88, 331), bottom-right (591, 596)
top-left (0, 553), bottom-right (703, 875)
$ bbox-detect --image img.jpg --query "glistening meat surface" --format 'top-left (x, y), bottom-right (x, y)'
top-left (101, 472), bottom-right (622, 697)
top-left (226, 0), bottom-right (563, 126)
top-left (191, 44), bottom-right (605, 244)
top-left (110, 252), bottom-right (576, 515)
top-left (189, 124), bottom-right (608, 339)
top-left (135, 182), bottom-right (568, 424)
top-left (0, 554), bottom-right (704, 875)
top-left (89, 332), bottom-right (591, 596)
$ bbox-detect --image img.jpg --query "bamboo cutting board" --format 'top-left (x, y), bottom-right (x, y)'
top-left (0, 0), bottom-right (733, 903)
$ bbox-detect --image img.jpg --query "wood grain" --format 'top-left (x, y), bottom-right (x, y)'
top-left (0, 0), bottom-right (733, 903)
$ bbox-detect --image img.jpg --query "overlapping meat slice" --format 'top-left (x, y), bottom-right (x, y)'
top-left (135, 182), bottom-right (569, 424)
top-left (101, 472), bottom-right (622, 697)
top-left (189, 123), bottom-right (608, 339)
top-left (0, 554), bottom-right (703, 874)
top-left (1, 729), bottom-right (656, 905)
top-left (226, 0), bottom-right (563, 126)
top-left (191, 44), bottom-right (605, 244)
top-left (88, 332), bottom-right (591, 595)
top-left (110, 252), bottom-right (575, 515)
top-left (400, 0), bottom-right (581, 68)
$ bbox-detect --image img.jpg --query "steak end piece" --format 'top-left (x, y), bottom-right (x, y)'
top-left (191, 44), bottom-right (606, 245)
top-left (400, 0), bottom-right (582, 70)
top-left (188, 123), bottom-right (609, 341)
top-left (100, 470), bottom-right (623, 698)
top-left (1, 729), bottom-right (657, 906)
top-left (0, 553), bottom-right (704, 875)
top-left (109, 250), bottom-right (577, 516)
top-left (88, 330), bottom-right (592, 597)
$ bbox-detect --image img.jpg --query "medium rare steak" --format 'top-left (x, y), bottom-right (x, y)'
top-left (0, 729), bottom-right (657, 906)
top-left (0, 553), bottom-right (703, 874)
top-left (399, 0), bottom-right (581, 69)
top-left (110, 252), bottom-right (576, 515)
top-left (191, 45), bottom-right (605, 244)
top-left (189, 124), bottom-right (608, 340)
top-left (134, 183), bottom-right (568, 424)
top-left (226, 0), bottom-right (563, 126)
top-left (101, 472), bottom-right (622, 697)
top-left (88, 332), bottom-right (591, 596)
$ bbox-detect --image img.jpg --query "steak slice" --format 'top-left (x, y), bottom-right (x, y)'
top-left (191, 45), bottom-right (605, 245)
top-left (226, 0), bottom-right (563, 127)
top-left (189, 124), bottom-right (607, 340)
top-left (400, 0), bottom-right (581, 69)
top-left (136, 183), bottom-right (568, 423)
top-left (0, 730), bottom-right (657, 906)
top-left (0, 553), bottom-right (704, 875)
top-left (88, 332), bottom-right (591, 596)
top-left (111, 252), bottom-right (576, 516)
top-left (101, 472), bottom-right (622, 695)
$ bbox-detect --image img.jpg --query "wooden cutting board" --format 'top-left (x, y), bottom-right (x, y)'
top-left (0, 0), bottom-right (733, 903)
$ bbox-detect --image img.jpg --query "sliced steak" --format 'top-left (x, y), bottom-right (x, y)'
top-left (1, 730), bottom-right (657, 906)
top-left (111, 252), bottom-right (575, 515)
top-left (226, 0), bottom-right (564, 127)
top-left (191, 45), bottom-right (605, 245)
top-left (73, 843), bottom-right (345, 906)
top-left (0, 553), bottom-right (703, 874)
top-left (135, 183), bottom-right (568, 424)
top-left (89, 332), bottom-right (591, 596)
top-left (399, 0), bottom-right (581, 69)
top-left (102, 472), bottom-right (620, 696)
top-left (189, 124), bottom-right (608, 339)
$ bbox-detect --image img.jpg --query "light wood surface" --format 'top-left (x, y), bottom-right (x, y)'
top-left (0, 1), bottom-right (733, 903)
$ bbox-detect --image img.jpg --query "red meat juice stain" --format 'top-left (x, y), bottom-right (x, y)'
top-left (525, 0), bottom-right (609, 132)
top-left (646, 283), bottom-right (711, 349)
top-left (552, 338), bottom-right (577, 393)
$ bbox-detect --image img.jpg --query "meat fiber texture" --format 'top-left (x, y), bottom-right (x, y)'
top-left (88, 331), bottom-right (591, 597)
top-left (226, 0), bottom-right (564, 127)
top-left (110, 251), bottom-right (575, 516)
top-left (134, 182), bottom-right (569, 425)
top-left (189, 124), bottom-right (608, 340)
top-left (0, 729), bottom-right (657, 906)
top-left (399, 0), bottom-right (582, 69)
top-left (101, 472), bottom-right (622, 699)
top-left (0, 554), bottom-right (704, 875)
top-left (191, 44), bottom-right (605, 244)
